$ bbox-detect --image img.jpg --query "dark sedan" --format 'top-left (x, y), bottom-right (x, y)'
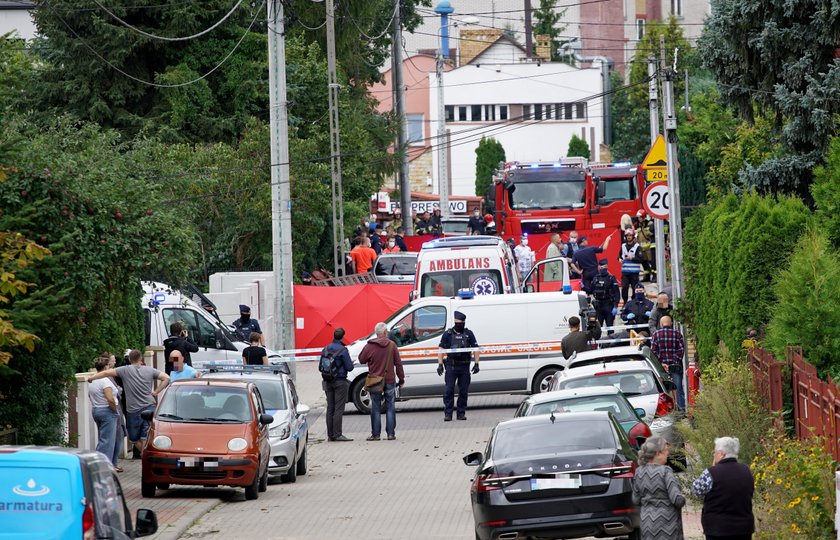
top-left (463, 411), bottom-right (640, 540)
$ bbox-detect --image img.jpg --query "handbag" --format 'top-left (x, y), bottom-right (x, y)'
top-left (364, 342), bottom-right (394, 394)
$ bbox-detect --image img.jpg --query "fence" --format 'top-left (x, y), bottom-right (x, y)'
top-left (749, 345), bottom-right (840, 462)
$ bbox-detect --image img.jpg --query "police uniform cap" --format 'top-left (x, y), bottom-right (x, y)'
top-left (577, 236), bottom-right (587, 245)
top-left (239, 304), bottom-right (250, 313)
top-left (598, 258), bottom-right (609, 266)
top-left (453, 311), bottom-right (466, 321)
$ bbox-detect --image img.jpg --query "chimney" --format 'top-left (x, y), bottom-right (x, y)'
top-left (535, 34), bottom-right (552, 62)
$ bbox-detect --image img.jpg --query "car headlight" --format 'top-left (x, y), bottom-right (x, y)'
top-left (153, 436), bottom-right (172, 450)
top-left (269, 422), bottom-right (291, 440)
top-left (227, 438), bottom-right (248, 452)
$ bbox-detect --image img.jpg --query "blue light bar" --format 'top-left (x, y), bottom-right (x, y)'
top-left (553, 163), bottom-right (562, 167)
top-left (457, 288), bottom-right (475, 299)
top-left (612, 161), bottom-right (631, 167)
top-left (530, 163), bottom-right (540, 168)
top-left (153, 293), bottom-right (166, 304)
top-left (562, 285), bottom-right (573, 294)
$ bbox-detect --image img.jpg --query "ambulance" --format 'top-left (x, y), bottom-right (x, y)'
top-left (412, 235), bottom-right (573, 299)
top-left (345, 290), bottom-right (595, 413)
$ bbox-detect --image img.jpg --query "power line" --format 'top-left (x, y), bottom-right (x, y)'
top-left (342, 0), bottom-right (399, 42)
top-left (48, 1), bottom-right (264, 88)
top-left (91, 0), bottom-right (245, 42)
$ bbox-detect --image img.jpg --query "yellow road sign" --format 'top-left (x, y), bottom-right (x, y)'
top-left (641, 134), bottom-right (668, 183)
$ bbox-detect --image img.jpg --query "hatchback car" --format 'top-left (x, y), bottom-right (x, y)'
top-left (141, 379), bottom-right (273, 500)
top-left (372, 252), bottom-right (418, 284)
top-left (0, 446), bottom-right (157, 539)
top-left (549, 361), bottom-right (680, 458)
top-left (202, 365), bottom-right (310, 482)
top-left (562, 345), bottom-right (669, 382)
top-left (464, 412), bottom-right (640, 540)
top-left (514, 386), bottom-right (652, 447)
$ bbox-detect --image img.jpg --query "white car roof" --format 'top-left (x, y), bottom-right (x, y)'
top-left (561, 360), bottom-right (654, 379)
top-left (570, 346), bottom-right (645, 362)
top-left (524, 386), bottom-right (621, 405)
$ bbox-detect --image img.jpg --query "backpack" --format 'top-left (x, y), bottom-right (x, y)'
top-left (591, 274), bottom-right (611, 303)
top-left (319, 346), bottom-right (346, 382)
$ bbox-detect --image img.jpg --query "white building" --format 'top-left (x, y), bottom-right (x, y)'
top-left (430, 38), bottom-right (604, 197)
top-left (0, 1), bottom-right (36, 40)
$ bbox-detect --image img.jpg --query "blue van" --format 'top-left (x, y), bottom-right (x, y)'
top-left (0, 446), bottom-right (157, 539)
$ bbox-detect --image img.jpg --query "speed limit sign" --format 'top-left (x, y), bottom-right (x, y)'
top-left (643, 183), bottom-right (670, 219)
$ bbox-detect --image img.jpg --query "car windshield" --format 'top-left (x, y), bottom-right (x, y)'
top-left (250, 380), bottom-right (286, 410)
top-left (493, 419), bottom-right (616, 459)
top-left (560, 370), bottom-right (659, 396)
top-left (375, 256), bottom-right (417, 276)
top-left (443, 220), bottom-right (469, 234)
top-left (527, 395), bottom-right (637, 423)
top-left (509, 180), bottom-right (586, 210)
top-left (158, 386), bottom-right (253, 423)
top-left (420, 270), bottom-right (503, 297)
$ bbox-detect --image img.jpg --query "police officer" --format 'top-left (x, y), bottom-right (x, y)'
top-left (591, 259), bottom-right (620, 334)
top-left (437, 311), bottom-right (480, 421)
top-left (232, 304), bottom-right (263, 345)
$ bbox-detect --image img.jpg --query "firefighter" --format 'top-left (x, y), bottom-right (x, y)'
top-left (635, 210), bottom-right (655, 282)
top-left (619, 228), bottom-right (644, 303)
top-left (436, 311), bottom-right (480, 421)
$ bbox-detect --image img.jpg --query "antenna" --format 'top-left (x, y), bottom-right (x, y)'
top-left (549, 411), bottom-right (556, 424)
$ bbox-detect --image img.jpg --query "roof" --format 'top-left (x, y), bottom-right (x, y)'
top-left (421, 235), bottom-right (504, 249)
top-left (496, 411), bottom-right (611, 431)
top-left (570, 346), bottom-right (644, 362)
top-left (0, 1), bottom-right (34, 8)
top-left (561, 360), bottom-right (653, 379)
top-left (0, 445), bottom-right (104, 464)
top-left (522, 385), bottom-right (621, 405)
top-left (465, 34), bottom-right (528, 66)
top-left (170, 378), bottom-right (253, 389)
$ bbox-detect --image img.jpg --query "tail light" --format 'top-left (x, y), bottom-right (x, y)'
top-left (82, 503), bottom-right (95, 540)
top-left (472, 473), bottom-right (505, 493)
top-left (592, 460), bottom-right (636, 478)
top-left (595, 370), bottom-right (620, 376)
top-left (628, 422), bottom-right (652, 447)
top-left (655, 392), bottom-right (674, 417)
top-left (614, 460), bottom-right (636, 478)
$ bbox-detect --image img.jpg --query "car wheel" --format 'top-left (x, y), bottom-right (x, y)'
top-left (245, 463), bottom-right (261, 500)
top-left (296, 444), bottom-right (307, 476)
top-left (141, 481), bottom-right (155, 498)
top-left (351, 379), bottom-right (371, 415)
top-left (281, 455), bottom-right (298, 483)
top-left (258, 464), bottom-right (269, 493)
top-left (530, 366), bottom-right (559, 394)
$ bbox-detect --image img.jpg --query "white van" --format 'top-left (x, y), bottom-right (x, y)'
top-left (141, 282), bottom-right (293, 378)
top-left (345, 290), bottom-right (594, 413)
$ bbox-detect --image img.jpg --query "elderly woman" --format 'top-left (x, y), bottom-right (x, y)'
top-left (88, 355), bottom-right (123, 471)
top-left (632, 436), bottom-right (685, 540)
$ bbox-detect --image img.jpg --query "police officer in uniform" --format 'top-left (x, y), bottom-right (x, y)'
top-left (591, 259), bottom-right (621, 334)
top-left (232, 304), bottom-right (263, 345)
top-left (437, 311), bottom-right (480, 421)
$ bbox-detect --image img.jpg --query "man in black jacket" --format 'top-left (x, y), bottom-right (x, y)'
top-left (321, 328), bottom-right (354, 442)
top-left (162, 321), bottom-right (199, 374)
top-left (561, 316), bottom-right (602, 359)
top-left (691, 436), bottom-right (755, 540)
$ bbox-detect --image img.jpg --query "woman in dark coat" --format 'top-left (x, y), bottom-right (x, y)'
top-left (632, 436), bottom-right (685, 540)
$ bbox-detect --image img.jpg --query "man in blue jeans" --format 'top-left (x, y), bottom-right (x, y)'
top-left (359, 322), bottom-right (405, 441)
top-left (651, 316), bottom-right (686, 412)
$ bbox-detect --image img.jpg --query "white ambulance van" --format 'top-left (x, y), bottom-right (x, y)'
top-left (345, 290), bottom-right (594, 413)
top-left (141, 282), bottom-right (293, 378)
top-left (413, 235), bottom-right (573, 299)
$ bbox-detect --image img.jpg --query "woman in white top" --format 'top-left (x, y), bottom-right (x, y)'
top-left (88, 356), bottom-right (122, 471)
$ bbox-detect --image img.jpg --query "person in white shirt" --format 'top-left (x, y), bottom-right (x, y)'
top-left (514, 234), bottom-right (535, 279)
top-left (88, 356), bottom-right (122, 470)
top-left (169, 351), bottom-right (201, 382)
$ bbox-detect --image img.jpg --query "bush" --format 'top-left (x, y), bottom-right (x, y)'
top-left (765, 229), bottom-right (840, 378)
top-left (566, 134), bottom-right (590, 160)
top-left (812, 136), bottom-right (840, 249)
top-left (678, 346), bottom-right (773, 476)
top-left (751, 437), bottom-right (835, 539)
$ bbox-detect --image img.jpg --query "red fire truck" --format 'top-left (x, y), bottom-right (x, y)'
top-left (490, 160), bottom-right (646, 280)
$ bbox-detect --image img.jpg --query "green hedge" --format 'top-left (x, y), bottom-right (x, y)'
top-left (683, 193), bottom-right (812, 361)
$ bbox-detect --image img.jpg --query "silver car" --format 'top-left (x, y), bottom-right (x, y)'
top-left (372, 252), bottom-right (417, 284)
top-left (202, 366), bottom-right (310, 482)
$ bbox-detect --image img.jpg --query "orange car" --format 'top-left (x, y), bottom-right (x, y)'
top-left (140, 379), bottom-right (273, 500)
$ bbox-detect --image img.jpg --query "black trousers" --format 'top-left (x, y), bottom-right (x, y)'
top-left (323, 378), bottom-right (349, 439)
top-left (621, 272), bottom-right (640, 303)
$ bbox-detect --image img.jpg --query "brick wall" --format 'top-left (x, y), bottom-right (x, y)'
top-left (459, 29), bottom-right (503, 65)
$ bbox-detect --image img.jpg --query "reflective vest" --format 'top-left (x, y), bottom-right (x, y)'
top-left (620, 243), bottom-right (642, 274)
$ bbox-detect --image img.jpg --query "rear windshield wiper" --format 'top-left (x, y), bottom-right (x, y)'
top-left (157, 413), bottom-right (183, 420)
top-left (621, 391), bottom-right (643, 396)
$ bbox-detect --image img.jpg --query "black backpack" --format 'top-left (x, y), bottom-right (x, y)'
top-left (592, 274), bottom-right (611, 303)
top-left (319, 346), bottom-right (346, 382)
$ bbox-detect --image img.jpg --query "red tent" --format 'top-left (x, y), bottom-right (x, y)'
top-left (294, 284), bottom-right (411, 350)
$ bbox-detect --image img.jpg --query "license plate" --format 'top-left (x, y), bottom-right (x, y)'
top-left (530, 474), bottom-right (581, 490)
top-left (177, 457), bottom-right (220, 469)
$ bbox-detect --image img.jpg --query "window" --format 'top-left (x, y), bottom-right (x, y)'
top-left (564, 103), bottom-right (573, 120)
top-left (484, 105), bottom-right (495, 121)
top-left (534, 104), bottom-right (543, 120)
top-left (576, 102), bottom-right (587, 119)
top-left (251, 380), bottom-right (287, 410)
top-left (458, 106), bottom-right (467, 121)
top-left (499, 105), bottom-right (508, 120)
top-left (670, 0), bottom-right (682, 16)
top-left (388, 305), bottom-right (447, 345)
top-left (144, 309), bottom-right (151, 347)
top-left (636, 18), bottom-right (645, 40)
top-left (559, 370), bottom-right (660, 397)
top-left (444, 105), bottom-right (454, 122)
top-left (406, 114), bottom-right (424, 145)
top-left (598, 177), bottom-right (636, 203)
top-left (471, 105), bottom-right (482, 121)
top-left (91, 465), bottom-right (130, 537)
top-left (493, 420), bottom-right (617, 459)
top-left (420, 270), bottom-right (504, 298)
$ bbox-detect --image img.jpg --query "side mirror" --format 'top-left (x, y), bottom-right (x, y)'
top-left (596, 179), bottom-right (606, 202)
top-left (634, 407), bottom-right (647, 419)
top-left (259, 414), bottom-right (275, 425)
top-left (134, 509), bottom-right (158, 537)
top-left (295, 404), bottom-right (311, 416)
top-left (463, 451), bottom-right (483, 466)
top-left (140, 410), bottom-right (154, 422)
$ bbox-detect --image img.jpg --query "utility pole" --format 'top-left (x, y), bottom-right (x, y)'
top-left (391, 0), bottom-right (413, 234)
top-left (435, 1), bottom-right (453, 220)
top-left (661, 52), bottom-right (685, 302)
top-left (523, 0), bottom-right (532, 57)
top-left (648, 56), bottom-right (666, 293)
top-left (326, 0), bottom-right (346, 276)
top-left (267, 0), bottom-right (294, 354)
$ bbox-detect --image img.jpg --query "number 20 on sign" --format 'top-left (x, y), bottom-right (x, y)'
top-left (642, 183), bottom-right (670, 220)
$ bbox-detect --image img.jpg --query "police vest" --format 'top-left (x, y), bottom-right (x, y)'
top-left (620, 244), bottom-right (642, 274)
top-left (447, 330), bottom-right (473, 363)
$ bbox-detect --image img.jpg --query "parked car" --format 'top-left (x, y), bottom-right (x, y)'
top-left (202, 365), bottom-right (310, 483)
top-left (514, 386), bottom-right (652, 446)
top-left (141, 379), bottom-right (273, 500)
top-left (562, 345), bottom-right (669, 382)
top-left (0, 446), bottom-right (158, 539)
top-left (549, 360), bottom-right (681, 460)
top-left (372, 252), bottom-right (417, 284)
top-left (463, 412), bottom-right (640, 540)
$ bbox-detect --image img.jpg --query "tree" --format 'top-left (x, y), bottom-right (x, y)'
top-left (566, 134), bottom-right (590, 160)
top-left (698, 0), bottom-right (840, 196)
top-left (474, 137), bottom-right (505, 199)
top-left (531, 0), bottom-right (569, 61)
top-left (812, 136), bottom-right (840, 249)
